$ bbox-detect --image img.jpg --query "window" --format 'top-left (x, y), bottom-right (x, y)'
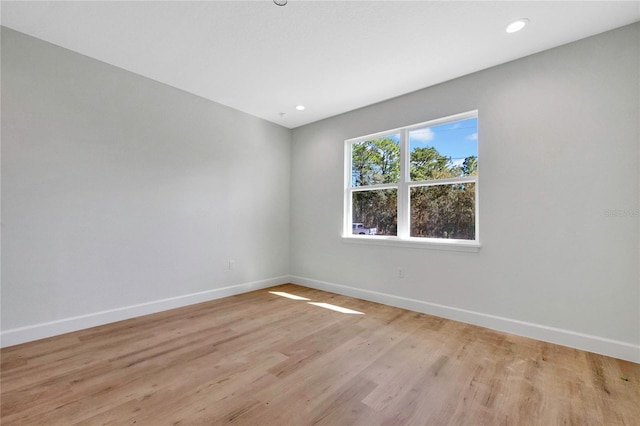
top-left (344, 111), bottom-right (479, 249)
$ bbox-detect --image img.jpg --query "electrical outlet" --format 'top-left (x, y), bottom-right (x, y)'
top-left (397, 267), bottom-right (404, 278)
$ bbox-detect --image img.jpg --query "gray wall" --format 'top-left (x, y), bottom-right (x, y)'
top-left (1, 27), bottom-right (291, 330)
top-left (2, 24), bottom-right (639, 360)
top-left (290, 24), bottom-right (639, 353)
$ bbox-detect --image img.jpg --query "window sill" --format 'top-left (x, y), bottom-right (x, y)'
top-left (342, 235), bottom-right (481, 252)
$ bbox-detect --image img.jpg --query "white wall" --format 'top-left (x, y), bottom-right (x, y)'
top-left (290, 24), bottom-right (640, 362)
top-left (1, 27), bottom-right (291, 342)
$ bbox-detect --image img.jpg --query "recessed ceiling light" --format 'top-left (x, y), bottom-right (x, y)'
top-left (296, 105), bottom-right (305, 111)
top-left (506, 18), bottom-right (529, 33)
top-left (273, 0), bottom-right (287, 6)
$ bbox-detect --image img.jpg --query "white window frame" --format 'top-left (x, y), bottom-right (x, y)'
top-left (343, 111), bottom-right (480, 252)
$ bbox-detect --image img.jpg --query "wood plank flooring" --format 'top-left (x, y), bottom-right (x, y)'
top-left (1, 284), bottom-right (638, 425)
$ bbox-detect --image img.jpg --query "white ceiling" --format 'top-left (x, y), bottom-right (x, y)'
top-left (2, 1), bottom-right (639, 129)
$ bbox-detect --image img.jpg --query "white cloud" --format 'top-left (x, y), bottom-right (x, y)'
top-left (467, 132), bottom-right (478, 141)
top-left (410, 127), bottom-right (435, 143)
top-left (450, 158), bottom-right (465, 168)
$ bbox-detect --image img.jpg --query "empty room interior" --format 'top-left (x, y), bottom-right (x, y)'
top-left (1, 1), bottom-right (639, 425)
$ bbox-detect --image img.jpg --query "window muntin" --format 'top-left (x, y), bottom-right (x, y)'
top-left (345, 111), bottom-right (478, 246)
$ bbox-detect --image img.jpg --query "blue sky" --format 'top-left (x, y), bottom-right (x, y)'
top-left (410, 117), bottom-right (478, 166)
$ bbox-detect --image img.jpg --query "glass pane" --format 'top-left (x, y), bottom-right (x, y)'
top-left (410, 183), bottom-right (475, 240)
top-left (352, 189), bottom-right (397, 236)
top-left (351, 134), bottom-right (400, 187)
top-left (409, 117), bottom-right (477, 181)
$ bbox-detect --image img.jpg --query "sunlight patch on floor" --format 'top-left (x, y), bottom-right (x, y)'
top-left (307, 302), bottom-right (364, 315)
top-left (269, 290), bottom-right (364, 314)
top-left (269, 291), bottom-right (311, 301)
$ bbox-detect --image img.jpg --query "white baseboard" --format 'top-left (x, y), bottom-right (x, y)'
top-left (0, 276), bottom-right (288, 348)
top-left (289, 275), bottom-right (640, 363)
top-left (4, 275), bottom-right (638, 363)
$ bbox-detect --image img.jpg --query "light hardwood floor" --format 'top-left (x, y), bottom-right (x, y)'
top-left (1, 284), bottom-right (638, 425)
